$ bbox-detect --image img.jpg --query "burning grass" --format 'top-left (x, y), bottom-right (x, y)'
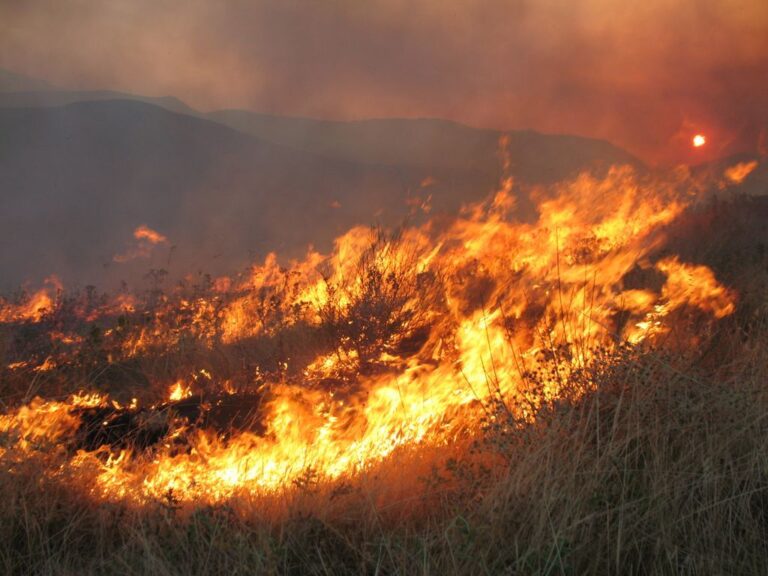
top-left (1, 162), bottom-right (768, 573)
top-left (4, 338), bottom-right (768, 574)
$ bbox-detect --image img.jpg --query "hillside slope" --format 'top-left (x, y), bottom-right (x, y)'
top-left (0, 85), bottom-right (643, 290)
top-left (0, 100), bottom-right (435, 290)
top-left (207, 111), bottom-right (640, 184)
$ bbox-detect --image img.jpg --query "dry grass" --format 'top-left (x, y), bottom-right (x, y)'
top-left (3, 196), bottom-right (768, 574)
top-left (3, 324), bottom-right (768, 575)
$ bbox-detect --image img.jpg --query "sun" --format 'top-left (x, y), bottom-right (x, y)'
top-left (692, 134), bottom-right (707, 148)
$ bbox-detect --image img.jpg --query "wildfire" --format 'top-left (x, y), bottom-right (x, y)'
top-left (724, 160), bottom-right (758, 185)
top-left (168, 380), bottom-right (192, 401)
top-left (133, 225), bottom-right (168, 244)
top-left (0, 275), bottom-right (62, 323)
top-left (693, 134), bottom-right (707, 148)
top-left (113, 225), bottom-right (169, 263)
top-left (0, 159), bottom-right (739, 507)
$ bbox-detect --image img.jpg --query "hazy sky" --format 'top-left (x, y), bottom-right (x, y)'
top-left (1, 0), bottom-right (766, 163)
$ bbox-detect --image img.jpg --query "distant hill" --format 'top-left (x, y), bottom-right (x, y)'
top-left (0, 84), bottom-right (640, 187)
top-left (206, 111), bottom-right (640, 184)
top-left (0, 74), bottom-right (646, 291)
top-left (0, 89), bottom-right (197, 116)
top-left (0, 100), bottom-right (475, 290)
top-left (0, 69), bottom-right (58, 92)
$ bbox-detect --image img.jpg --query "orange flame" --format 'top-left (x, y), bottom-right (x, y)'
top-left (168, 380), bottom-right (192, 402)
top-left (724, 160), bottom-right (758, 184)
top-left (0, 275), bottom-right (62, 323)
top-left (133, 225), bottom-right (167, 244)
top-left (113, 225), bottom-right (168, 263)
top-left (0, 163), bottom-right (737, 506)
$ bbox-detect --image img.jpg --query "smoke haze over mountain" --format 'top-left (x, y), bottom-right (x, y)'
top-left (0, 96), bottom-right (637, 290)
top-left (1, 0), bottom-right (766, 164)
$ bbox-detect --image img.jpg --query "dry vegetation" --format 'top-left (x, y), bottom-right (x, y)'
top-left (2, 186), bottom-right (768, 574)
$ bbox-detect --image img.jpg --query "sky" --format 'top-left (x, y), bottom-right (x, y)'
top-left (1, 0), bottom-right (767, 164)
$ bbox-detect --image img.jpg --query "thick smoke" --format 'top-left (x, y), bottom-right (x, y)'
top-left (1, 0), bottom-right (766, 163)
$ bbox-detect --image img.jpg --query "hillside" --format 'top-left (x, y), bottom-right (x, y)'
top-left (2, 171), bottom-right (768, 574)
top-left (0, 97), bottom-right (640, 290)
top-left (207, 111), bottom-right (640, 183)
top-left (692, 152), bottom-right (768, 196)
top-left (0, 94), bottom-right (644, 291)
top-left (0, 89), bottom-right (197, 116)
top-left (0, 100), bottom-right (433, 291)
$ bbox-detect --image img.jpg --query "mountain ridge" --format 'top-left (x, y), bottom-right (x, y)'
top-left (0, 72), bottom-right (653, 291)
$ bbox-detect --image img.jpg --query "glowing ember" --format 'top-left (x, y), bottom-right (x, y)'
top-left (692, 134), bottom-right (707, 148)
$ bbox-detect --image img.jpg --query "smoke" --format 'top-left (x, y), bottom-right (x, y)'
top-left (1, 0), bottom-right (766, 163)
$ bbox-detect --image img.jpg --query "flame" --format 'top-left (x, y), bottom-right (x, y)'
top-left (114, 225), bottom-right (168, 263)
top-left (0, 162), bottom-right (737, 506)
top-left (133, 225), bottom-right (167, 244)
top-left (0, 275), bottom-right (62, 323)
top-left (0, 393), bottom-right (106, 450)
top-left (168, 380), bottom-right (192, 401)
top-left (693, 134), bottom-right (707, 148)
top-left (655, 257), bottom-right (735, 318)
top-left (724, 160), bottom-right (758, 184)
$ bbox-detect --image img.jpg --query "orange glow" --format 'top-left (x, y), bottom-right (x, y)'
top-left (114, 225), bottom-right (168, 263)
top-left (168, 380), bottom-right (192, 401)
top-left (0, 275), bottom-right (62, 323)
top-left (133, 225), bottom-right (167, 244)
top-left (0, 153), bottom-right (738, 506)
top-left (692, 134), bottom-right (706, 148)
top-left (724, 160), bottom-right (758, 184)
